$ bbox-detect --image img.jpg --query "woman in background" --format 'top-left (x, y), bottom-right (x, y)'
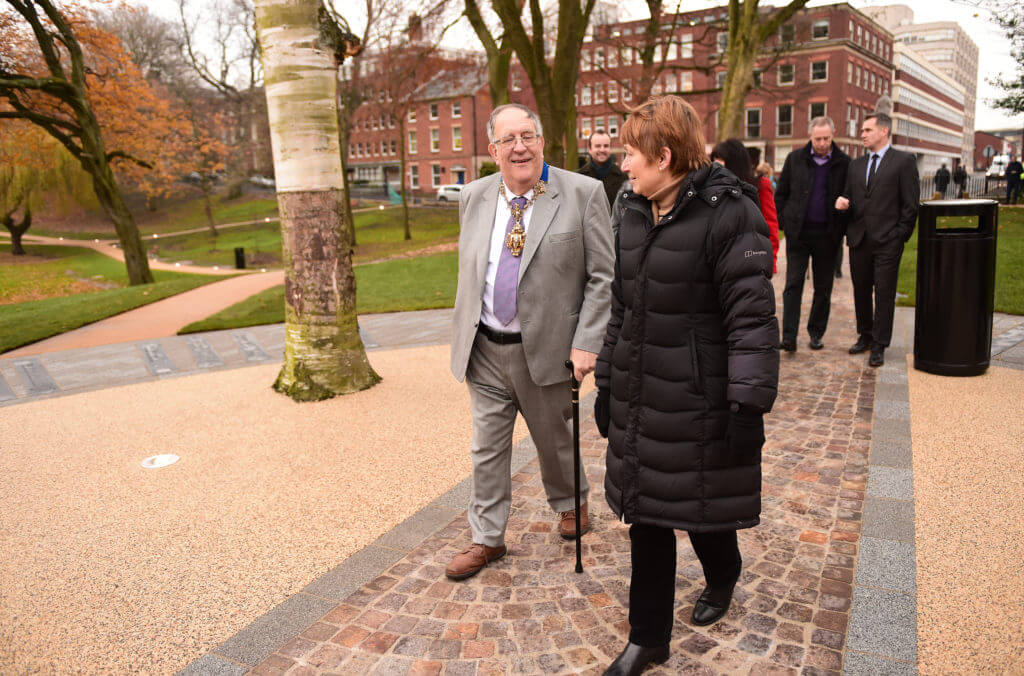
top-left (713, 139), bottom-right (779, 276)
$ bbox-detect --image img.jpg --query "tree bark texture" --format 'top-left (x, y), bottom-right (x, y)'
top-left (717, 0), bottom-right (810, 141)
top-left (255, 0), bottom-right (380, 401)
top-left (3, 206), bottom-right (31, 255)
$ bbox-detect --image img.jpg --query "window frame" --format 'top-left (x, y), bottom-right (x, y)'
top-left (810, 60), bottom-right (829, 82)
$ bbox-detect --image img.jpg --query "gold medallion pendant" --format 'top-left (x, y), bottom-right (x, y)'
top-left (505, 224), bottom-right (526, 257)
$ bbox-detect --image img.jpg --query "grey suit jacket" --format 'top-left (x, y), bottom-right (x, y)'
top-left (450, 166), bottom-right (615, 387)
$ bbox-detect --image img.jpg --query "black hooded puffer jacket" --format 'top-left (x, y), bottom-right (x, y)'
top-left (595, 163), bottom-right (780, 532)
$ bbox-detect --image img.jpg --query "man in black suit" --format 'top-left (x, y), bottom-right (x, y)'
top-left (836, 112), bottom-right (919, 367)
top-left (775, 116), bottom-right (850, 352)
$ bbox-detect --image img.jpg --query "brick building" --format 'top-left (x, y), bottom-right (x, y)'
top-left (974, 130), bottom-right (1019, 172)
top-left (568, 2), bottom-right (896, 169)
top-left (343, 48), bottom-right (493, 196)
top-left (345, 2), bottom-right (972, 193)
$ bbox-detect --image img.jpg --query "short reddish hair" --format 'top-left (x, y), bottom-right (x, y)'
top-left (620, 95), bottom-right (710, 176)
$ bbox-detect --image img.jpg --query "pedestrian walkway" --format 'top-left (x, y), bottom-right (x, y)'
top-left (2, 252), bottom-right (1023, 675)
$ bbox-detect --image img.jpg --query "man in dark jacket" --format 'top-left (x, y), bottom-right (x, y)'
top-left (836, 112), bottom-right (920, 367)
top-left (1007, 154), bottom-right (1023, 205)
top-left (774, 116), bottom-right (851, 352)
top-left (578, 131), bottom-right (628, 210)
top-left (934, 163), bottom-right (950, 198)
top-left (953, 164), bottom-right (967, 198)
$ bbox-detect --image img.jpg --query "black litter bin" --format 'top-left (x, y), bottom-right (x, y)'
top-left (913, 199), bottom-right (998, 376)
top-left (234, 247), bottom-right (246, 270)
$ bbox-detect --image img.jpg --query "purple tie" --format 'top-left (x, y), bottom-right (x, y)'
top-left (492, 196), bottom-right (528, 326)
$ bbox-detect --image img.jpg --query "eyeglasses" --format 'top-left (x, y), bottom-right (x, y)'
top-left (492, 132), bottom-right (541, 149)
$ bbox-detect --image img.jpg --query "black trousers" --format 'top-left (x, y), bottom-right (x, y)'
top-left (782, 230), bottom-right (838, 342)
top-left (849, 238), bottom-right (905, 348)
top-left (627, 524), bottom-right (741, 647)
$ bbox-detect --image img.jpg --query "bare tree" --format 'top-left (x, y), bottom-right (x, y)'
top-left (477, 0), bottom-right (596, 168)
top-left (178, 0), bottom-right (264, 175)
top-left (463, 0), bottom-right (513, 106)
top-left (716, 0), bottom-right (811, 140)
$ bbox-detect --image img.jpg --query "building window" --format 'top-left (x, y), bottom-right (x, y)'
top-left (429, 103), bottom-right (438, 120)
top-left (856, 66), bottom-right (862, 88)
top-left (581, 86), bottom-right (591, 106)
top-left (388, 114), bottom-right (395, 128)
top-left (581, 118), bottom-right (592, 138)
top-left (716, 71), bottom-right (727, 88)
top-left (746, 108), bottom-right (761, 138)
top-left (848, 62), bottom-right (853, 84)
top-left (777, 104), bottom-right (793, 136)
top-left (380, 140), bottom-right (386, 155)
top-left (430, 128), bottom-right (439, 152)
top-left (390, 139), bottom-right (396, 155)
top-left (608, 115), bottom-right (619, 137)
top-left (357, 142), bottom-right (363, 157)
top-left (511, 72), bottom-right (522, 91)
top-left (666, 42), bottom-right (678, 61)
top-left (717, 32), bottom-right (729, 53)
top-left (431, 164), bottom-right (441, 188)
top-left (582, 50), bottom-right (592, 71)
top-left (595, 48), bottom-right (605, 68)
top-left (780, 24), bottom-right (795, 44)
top-left (608, 50), bottom-right (617, 67)
top-left (452, 101), bottom-right (461, 118)
top-left (680, 72), bottom-right (693, 91)
top-left (664, 73), bottom-right (676, 92)
top-left (778, 64), bottom-right (794, 85)
top-left (753, 70), bottom-right (763, 87)
top-left (608, 83), bottom-right (618, 103)
top-left (622, 84), bottom-right (632, 101)
top-left (594, 82), bottom-right (604, 104)
top-left (408, 109), bottom-right (416, 123)
top-left (811, 60), bottom-right (828, 82)
top-left (408, 131), bottom-right (417, 154)
top-left (371, 117), bottom-right (378, 130)
top-left (409, 165), bottom-right (419, 189)
top-left (812, 20), bottom-right (829, 40)
top-left (680, 34), bottom-right (693, 58)
top-left (452, 126), bottom-right (462, 151)
top-left (810, 102), bottom-right (827, 119)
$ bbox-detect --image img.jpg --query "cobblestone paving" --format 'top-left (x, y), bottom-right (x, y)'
top-left (254, 273), bottom-right (876, 675)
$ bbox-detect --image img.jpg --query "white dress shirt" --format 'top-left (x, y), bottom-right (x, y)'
top-left (866, 143), bottom-right (891, 182)
top-left (480, 187), bottom-right (536, 332)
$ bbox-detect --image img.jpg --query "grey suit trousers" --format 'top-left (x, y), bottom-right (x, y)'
top-left (466, 332), bottom-right (590, 547)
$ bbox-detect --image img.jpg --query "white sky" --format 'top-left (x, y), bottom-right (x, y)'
top-left (137, 0), bottom-right (1021, 131)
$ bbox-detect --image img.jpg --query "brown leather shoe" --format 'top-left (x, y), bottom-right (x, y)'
top-left (445, 543), bottom-right (507, 580)
top-left (559, 502), bottom-right (591, 540)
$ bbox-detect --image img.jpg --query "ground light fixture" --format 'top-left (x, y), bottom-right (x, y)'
top-left (141, 454), bottom-right (180, 469)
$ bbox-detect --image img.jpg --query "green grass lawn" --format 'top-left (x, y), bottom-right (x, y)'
top-left (28, 196), bottom-right (280, 240)
top-left (0, 244), bottom-right (228, 353)
top-left (180, 251), bottom-right (457, 334)
top-left (897, 206), bottom-right (1024, 315)
top-left (153, 206), bottom-right (459, 269)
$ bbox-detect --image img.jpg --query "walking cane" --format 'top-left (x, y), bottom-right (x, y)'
top-left (565, 360), bottom-right (584, 574)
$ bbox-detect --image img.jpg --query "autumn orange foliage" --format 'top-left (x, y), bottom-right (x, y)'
top-left (0, 1), bottom-right (224, 200)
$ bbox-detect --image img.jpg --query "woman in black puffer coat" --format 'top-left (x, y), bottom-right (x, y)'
top-left (595, 96), bottom-right (780, 676)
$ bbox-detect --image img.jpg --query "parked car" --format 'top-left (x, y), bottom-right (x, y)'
top-left (248, 175), bottom-right (276, 188)
top-left (435, 184), bottom-right (463, 202)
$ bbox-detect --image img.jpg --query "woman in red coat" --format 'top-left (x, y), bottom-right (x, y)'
top-left (711, 139), bottom-right (779, 275)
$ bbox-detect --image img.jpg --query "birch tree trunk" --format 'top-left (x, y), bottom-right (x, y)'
top-left (254, 0), bottom-right (380, 400)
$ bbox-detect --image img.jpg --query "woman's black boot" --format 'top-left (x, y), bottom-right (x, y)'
top-left (602, 641), bottom-right (670, 676)
top-left (691, 578), bottom-right (738, 626)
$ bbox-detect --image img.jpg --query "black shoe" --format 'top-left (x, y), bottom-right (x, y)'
top-left (809, 336), bottom-right (824, 350)
top-left (691, 580), bottom-right (738, 626)
top-left (603, 642), bottom-right (670, 676)
top-left (781, 338), bottom-right (797, 352)
top-left (869, 345), bottom-right (885, 367)
top-left (849, 336), bottom-right (871, 354)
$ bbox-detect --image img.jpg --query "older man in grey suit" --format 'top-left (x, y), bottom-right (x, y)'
top-left (447, 103), bottom-right (614, 580)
